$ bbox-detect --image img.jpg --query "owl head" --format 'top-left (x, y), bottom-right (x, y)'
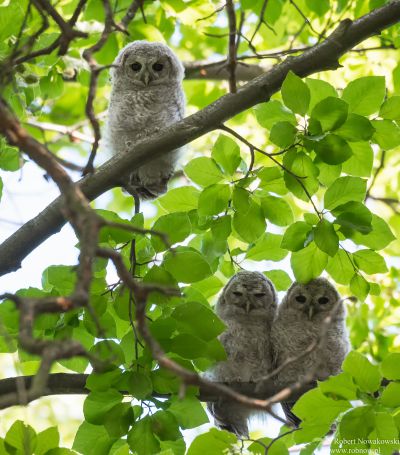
top-left (217, 271), bottom-right (277, 320)
top-left (282, 277), bottom-right (341, 320)
top-left (111, 40), bottom-right (184, 89)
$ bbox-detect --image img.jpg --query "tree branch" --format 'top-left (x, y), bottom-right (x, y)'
top-left (0, 373), bottom-right (315, 410)
top-left (1, 0), bottom-right (400, 276)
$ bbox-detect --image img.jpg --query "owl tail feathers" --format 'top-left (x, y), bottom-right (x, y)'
top-left (207, 401), bottom-right (250, 439)
top-left (281, 401), bottom-right (302, 428)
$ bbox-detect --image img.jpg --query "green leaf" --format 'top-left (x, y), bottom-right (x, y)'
top-left (0, 141), bottom-right (20, 171)
top-left (35, 427), bottom-right (60, 455)
top-left (351, 215), bottom-right (395, 250)
top-left (326, 249), bottom-right (355, 285)
top-left (158, 186), bottom-right (200, 212)
top-left (42, 265), bottom-right (76, 295)
top-left (187, 429), bottom-right (236, 455)
top-left (291, 242), bottom-right (328, 283)
top-left (5, 421), bottom-right (37, 453)
top-left (184, 157), bottom-right (224, 186)
top-left (314, 219), bottom-right (339, 256)
top-left (103, 403), bottom-right (134, 439)
top-left (39, 69), bottom-right (64, 99)
top-left (370, 412), bottom-right (399, 455)
top-left (283, 151), bottom-right (319, 201)
top-left (342, 76), bottom-right (386, 115)
top-left (281, 221), bottom-right (312, 252)
top-left (83, 390), bottom-right (123, 425)
top-left (248, 438), bottom-right (288, 455)
top-left (269, 121), bottom-right (297, 147)
top-left (127, 418), bottom-right (160, 455)
top-left (281, 71), bottom-right (310, 115)
top-left (342, 142), bottom-right (374, 177)
top-left (246, 233), bottom-right (288, 261)
top-left (255, 100), bottom-right (296, 130)
top-left (171, 301), bottom-right (225, 342)
top-left (293, 388), bottom-right (351, 443)
top-left (371, 119), bottom-right (400, 149)
top-left (380, 382), bottom-right (400, 407)
top-left (350, 273), bottom-right (370, 300)
top-left (306, 78), bottom-right (338, 111)
top-left (314, 134), bottom-right (353, 165)
top-left (339, 406), bottom-right (375, 441)
top-left (232, 200), bottom-right (265, 243)
top-left (379, 95), bottom-right (400, 120)
top-left (306, 0), bottom-right (330, 15)
top-left (342, 351), bottom-right (382, 393)
top-left (257, 166), bottom-right (287, 194)
top-left (260, 195), bottom-right (293, 226)
top-left (263, 270), bottom-right (292, 291)
top-left (170, 333), bottom-right (209, 359)
top-left (353, 249), bottom-right (388, 274)
top-left (335, 114), bottom-right (375, 141)
top-left (381, 353), bottom-right (400, 380)
top-left (73, 421), bottom-right (112, 455)
top-left (310, 97), bottom-right (348, 131)
top-left (163, 247), bottom-right (212, 283)
top-left (198, 184), bottom-right (231, 217)
top-left (127, 371), bottom-right (153, 400)
top-left (168, 396), bottom-right (209, 429)
top-left (333, 201), bottom-right (372, 234)
top-left (151, 212), bottom-right (191, 252)
top-left (324, 176), bottom-right (367, 210)
top-left (319, 372), bottom-right (358, 400)
top-left (151, 410), bottom-right (181, 441)
top-left (211, 134), bottom-right (241, 176)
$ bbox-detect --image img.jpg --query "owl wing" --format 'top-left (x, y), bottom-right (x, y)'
top-left (207, 400), bottom-right (250, 438)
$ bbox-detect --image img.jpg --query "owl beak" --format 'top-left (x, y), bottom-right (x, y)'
top-left (245, 301), bottom-right (251, 314)
top-left (142, 72), bottom-right (150, 86)
top-left (308, 304), bottom-right (315, 320)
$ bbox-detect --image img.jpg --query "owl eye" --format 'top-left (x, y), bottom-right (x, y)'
top-left (295, 295), bottom-right (306, 303)
top-left (254, 293), bottom-right (266, 298)
top-left (152, 62), bottom-right (164, 71)
top-left (131, 62), bottom-right (142, 72)
top-left (232, 291), bottom-right (243, 296)
top-left (318, 297), bottom-right (329, 304)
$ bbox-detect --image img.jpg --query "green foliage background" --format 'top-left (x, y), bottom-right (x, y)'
top-left (0, 0), bottom-right (400, 453)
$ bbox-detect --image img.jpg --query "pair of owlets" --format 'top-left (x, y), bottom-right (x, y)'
top-left (208, 271), bottom-right (350, 438)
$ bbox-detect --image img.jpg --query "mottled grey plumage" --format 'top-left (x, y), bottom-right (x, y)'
top-left (106, 41), bottom-right (185, 199)
top-left (207, 271), bottom-right (278, 438)
top-left (271, 277), bottom-right (350, 426)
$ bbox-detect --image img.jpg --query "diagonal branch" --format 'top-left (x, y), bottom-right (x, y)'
top-left (1, 0), bottom-right (400, 276)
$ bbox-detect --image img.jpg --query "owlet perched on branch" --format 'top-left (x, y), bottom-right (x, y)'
top-left (271, 277), bottom-right (350, 426)
top-left (207, 271), bottom-right (278, 438)
top-left (107, 41), bottom-right (185, 199)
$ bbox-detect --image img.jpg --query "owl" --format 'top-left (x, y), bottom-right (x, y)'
top-left (106, 41), bottom-right (185, 199)
top-left (207, 271), bottom-right (278, 438)
top-left (271, 277), bottom-right (350, 426)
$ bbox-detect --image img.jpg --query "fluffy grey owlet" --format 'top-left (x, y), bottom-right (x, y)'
top-left (271, 277), bottom-right (350, 426)
top-left (107, 41), bottom-right (185, 199)
top-left (207, 271), bottom-right (278, 438)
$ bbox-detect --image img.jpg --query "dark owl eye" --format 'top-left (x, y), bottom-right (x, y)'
top-left (233, 291), bottom-right (243, 296)
top-left (318, 297), bottom-right (329, 304)
top-left (254, 293), bottom-right (266, 298)
top-left (131, 62), bottom-right (142, 71)
top-left (295, 295), bottom-right (306, 303)
top-left (152, 62), bottom-right (164, 71)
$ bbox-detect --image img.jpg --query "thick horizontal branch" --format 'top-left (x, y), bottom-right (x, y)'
top-left (0, 373), bottom-right (314, 410)
top-left (184, 61), bottom-right (268, 81)
top-left (1, 0), bottom-right (400, 276)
